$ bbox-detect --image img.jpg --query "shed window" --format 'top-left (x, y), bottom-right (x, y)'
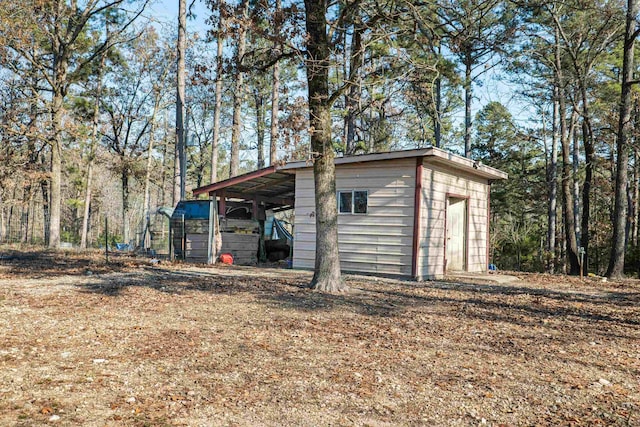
top-left (338, 190), bottom-right (368, 214)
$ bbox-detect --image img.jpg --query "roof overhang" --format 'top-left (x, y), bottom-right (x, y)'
top-left (191, 147), bottom-right (507, 208)
top-left (192, 166), bottom-right (296, 210)
top-left (282, 147), bottom-right (508, 180)
top-left (422, 147), bottom-right (508, 180)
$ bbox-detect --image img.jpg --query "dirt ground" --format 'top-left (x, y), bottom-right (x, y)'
top-left (0, 249), bottom-right (638, 426)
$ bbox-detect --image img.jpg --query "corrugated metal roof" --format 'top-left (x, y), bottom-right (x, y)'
top-left (192, 166), bottom-right (296, 210)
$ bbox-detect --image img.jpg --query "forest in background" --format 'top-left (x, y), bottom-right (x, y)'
top-left (1, 0), bottom-right (639, 277)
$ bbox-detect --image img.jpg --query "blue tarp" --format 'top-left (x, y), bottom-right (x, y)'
top-left (272, 218), bottom-right (293, 243)
top-left (170, 200), bottom-right (212, 220)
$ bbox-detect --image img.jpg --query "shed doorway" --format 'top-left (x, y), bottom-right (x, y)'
top-left (446, 196), bottom-right (467, 272)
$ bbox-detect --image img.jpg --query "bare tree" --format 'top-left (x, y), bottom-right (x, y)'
top-left (1, 0), bottom-right (148, 247)
top-left (175, 0), bottom-right (187, 203)
top-left (229, 0), bottom-right (250, 178)
top-left (80, 52), bottom-right (106, 249)
top-left (269, 0), bottom-right (282, 165)
top-left (210, 0), bottom-right (226, 183)
top-left (304, 0), bottom-right (344, 291)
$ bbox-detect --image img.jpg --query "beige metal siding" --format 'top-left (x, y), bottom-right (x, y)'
top-left (293, 159), bottom-right (416, 276)
top-left (418, 162), bottom-right (489, 278)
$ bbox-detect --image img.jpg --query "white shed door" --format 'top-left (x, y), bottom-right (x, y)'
top-left (446, 197), bottom-right (467, 271)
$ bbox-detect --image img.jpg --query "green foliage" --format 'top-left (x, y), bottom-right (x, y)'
top-left (473, 102), bottom-right (546, 271)
top-left (61, 230), bottom-right (80, 245)
top-left (96, 230), bottom-right (124, 248)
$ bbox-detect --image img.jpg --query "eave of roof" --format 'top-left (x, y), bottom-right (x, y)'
top-left (192, 166), bottom-right (296, 209)
top-left (193, 166), bottom-right (280, 196)
top-left (191, 147), bottom-right (507, 202)
top-left (282, 147), bottom-right (508, 180)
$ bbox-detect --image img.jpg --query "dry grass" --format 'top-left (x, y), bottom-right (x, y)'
top-left (0, 249), bottom-right (638, 426)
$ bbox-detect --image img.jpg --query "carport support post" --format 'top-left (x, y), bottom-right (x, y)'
top-left (208, 193), bottom-right (217, 264)
top-left (181, 214), bottom-right (186, 260)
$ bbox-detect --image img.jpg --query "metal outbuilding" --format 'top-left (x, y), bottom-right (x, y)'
top-left (193, 147), bottom-right (507, 279)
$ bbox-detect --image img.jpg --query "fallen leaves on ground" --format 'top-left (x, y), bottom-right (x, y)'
top-left (0, 249), bottom-right (638, 426)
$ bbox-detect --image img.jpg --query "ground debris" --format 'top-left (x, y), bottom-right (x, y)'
top-left (0, 250), bottom-right (639, 425)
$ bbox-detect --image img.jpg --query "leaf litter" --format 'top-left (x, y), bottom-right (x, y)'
top-left (0, 250), bottom-right (638, 426)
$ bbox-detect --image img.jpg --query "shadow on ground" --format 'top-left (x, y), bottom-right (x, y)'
top-left (3, 249), bottom-right (639, 330)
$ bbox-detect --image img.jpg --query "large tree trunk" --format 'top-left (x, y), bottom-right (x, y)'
top-left (571, 111), bottom-right (580, 243)
top-left (210, 1), bottom-right (225, 183)
top-left (560, 105), bottom-right (580, 274)
top-left (632, 148), bottom-right (639, 247)
top-left (141, 96), bottom-right (161, 249)
top-left (49, 90), bottom-right (64, 248)
top-left (254, 89), bottom-right (265, 169)
top-left (463, 55), bottom-right (472, 158)
top-left (175, 0), bottom-right (187, 203)
top-left (21, 188), bottom-right (30, 243)
top-left (434, 73), bottom-right (442, 148)
top-left (345, 20), bottom-right (363, 155)
top-left (555, 28), bottom-right (580, 274)
top-left (80, 156), bottom-right (94, 249)
top-left (304, 0), bottom-right (345, 292)
top-left (269, 0), bottom-right (281, 166)
top-left (547, 88), bottom-right (559, 273)
top-left (160, 114), bottom-right (169, 207)
top-left (607, 0), bottom-right (637, 278)
top-left (41, 180), bottom-right (50, 245)
top-left (122, 168), bottom-right (130, 245)
top-left (580, 115), bottom-right (594, 276)
top-left (80, 54), bottom-right (104, 249)
top-left (230, 0), bottom-right (249, 178)
top-left (572, 66), bottom-right (596, 278)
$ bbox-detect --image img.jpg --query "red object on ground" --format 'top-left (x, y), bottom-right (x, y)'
top-left (219, 253), bottom-right (234, 265)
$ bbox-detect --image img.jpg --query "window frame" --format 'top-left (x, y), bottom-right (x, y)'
top-left (337, 189), bottom-right (368, 215)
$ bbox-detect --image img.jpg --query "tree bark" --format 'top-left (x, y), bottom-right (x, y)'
top-left (345, 19), bottom-right (363, 155)
top-left (230, 0), bottom-right (249, 178)
top-left (580, 116), bottom-right (594, 276)
top-left (122, 168), bottom-right (130, 245)
top-left (269, 0), bottom-right (281, 166)
top-left (49, 89), bottom-right (64, 248)
top-left (175, 0), bottom-right (187, 202)
top-left (141, 96), bottom-right (161, 249)
top-left (571, 111), bottom-right (580, 244)
top-left (210, 0), bottom-right (225, 183)
top-left (434, 73), bottom-right (442, 148)
top-left (80, 52), bottom-right (105, 249)
top-left (40, 180), bottom-right (50, 245)
top-left (632, 148), bottom-right (639, 247)
top-left (555, 28), bottom-right (580, 274)
top-left (254, 88), bottom-right (265, 168)
top-left (304, 0), bottom-right (345, 292)
top-left (48, 1), bottom-right (71, 248)
top-left (464, 56), bottom-right (472, 157)
top-left (607, 0), bottom-right (637, 278)
top-left (547, 88), bottom-right (559, 273)
top-left (79, 140), bottom-right (95, 249)
top-left (160, 113), bottom-right (169, 207)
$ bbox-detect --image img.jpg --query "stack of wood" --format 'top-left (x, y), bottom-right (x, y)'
top-left (219, 218), bottom-right (260, 265)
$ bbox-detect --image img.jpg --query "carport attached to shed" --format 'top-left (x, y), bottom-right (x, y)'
top-left (192, 166), bottom-right (296, 263)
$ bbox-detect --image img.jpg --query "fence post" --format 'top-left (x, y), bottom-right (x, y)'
top-left (105, 216), bottom-right (109, 264)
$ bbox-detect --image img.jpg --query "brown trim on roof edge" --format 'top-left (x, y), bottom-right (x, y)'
top-left (412, 157), bottom-right (424, 279)
top-left (192, 166), bottom-right (278, 196)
